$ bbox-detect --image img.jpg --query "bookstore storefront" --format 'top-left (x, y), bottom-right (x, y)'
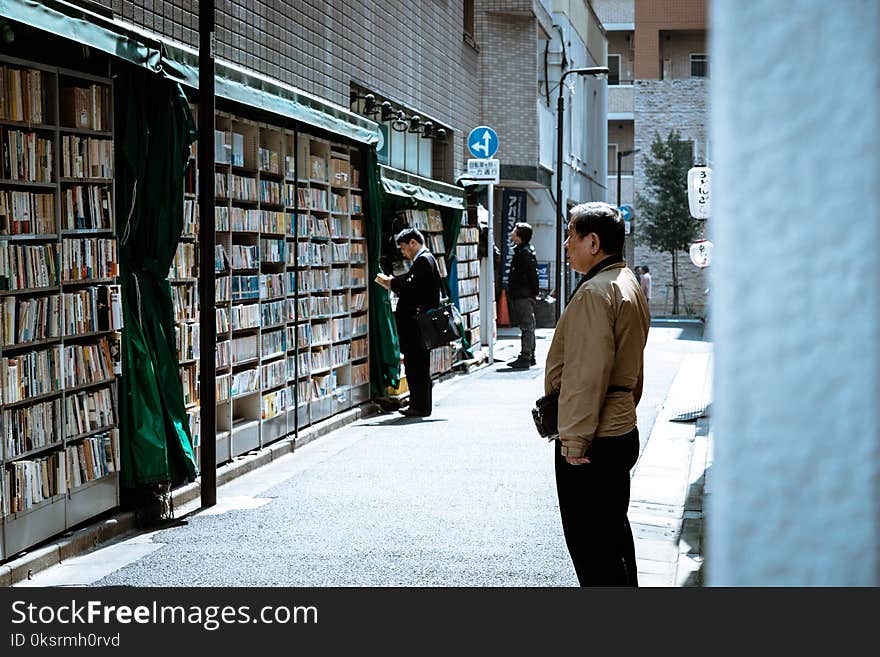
top-left (0, 1), bottom-right (383, 561)
top-left (371, 166), bottom-right (480, 395)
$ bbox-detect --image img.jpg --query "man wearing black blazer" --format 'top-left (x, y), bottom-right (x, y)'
top-left (375, 227), bottom-right (442, 417)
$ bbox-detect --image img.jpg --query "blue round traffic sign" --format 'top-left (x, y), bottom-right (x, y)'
top-left (619, 204), bottom-right (634, 221)
top-left (467, 126), bottom-right (499, 159)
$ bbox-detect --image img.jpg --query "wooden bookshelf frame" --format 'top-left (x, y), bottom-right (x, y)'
top-left (0, 55), bottom-right (120, 562)
top-left (179, 108), bottom-right (371, 470)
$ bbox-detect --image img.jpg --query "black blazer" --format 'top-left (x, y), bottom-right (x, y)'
top-left (391, 249), bottom-right (442, 352)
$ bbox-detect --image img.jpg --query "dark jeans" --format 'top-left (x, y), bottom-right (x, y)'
top-left (554, 427), bottom-right (640, 586)
top-left (509, 296), bottom-right (536, 358)
top-left (403, 345), bottom-right (432, 414)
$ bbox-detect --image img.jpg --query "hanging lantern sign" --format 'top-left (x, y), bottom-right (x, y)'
top-left (687, 166), bottom-right (711, 219)
top-left (689, 239), bottom-right (713, 268)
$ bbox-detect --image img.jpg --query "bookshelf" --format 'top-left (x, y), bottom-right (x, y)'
top-left (0, 56), bottom-right (121, 562)
top-left (175, 137), bottom-right (201, 464)
top-left (456, 224), bottom-right (481, 350)
top-left (178, 109), bottom-right (369, 469)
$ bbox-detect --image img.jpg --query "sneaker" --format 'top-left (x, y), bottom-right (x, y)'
top-left (507, 357), bottom-right (531, 369)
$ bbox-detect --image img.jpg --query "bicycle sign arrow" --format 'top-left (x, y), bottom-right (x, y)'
top-left (467, 126), bottom-right (499, 159)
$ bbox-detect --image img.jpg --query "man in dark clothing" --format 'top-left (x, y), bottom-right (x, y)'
top-left (375, 227), bottom-right (442, 417)
top-left (506, 222), bottom-right (540, 369)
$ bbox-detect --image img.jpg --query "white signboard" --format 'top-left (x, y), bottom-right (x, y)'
top-left (467, 158), bottom-right (500, 184)
top-left (687, 166), bottom-right (711, 219)
top-left (689, 239), bottom-right (713, 268)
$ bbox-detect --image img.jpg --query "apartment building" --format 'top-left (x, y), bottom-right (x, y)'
top-left (594, 0), bottom-right (709, 316)
top-left (473, 0), bottom-right (607, 316)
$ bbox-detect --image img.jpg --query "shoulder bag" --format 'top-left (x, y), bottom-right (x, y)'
top-left (416, 299), bottom-right (463, 350)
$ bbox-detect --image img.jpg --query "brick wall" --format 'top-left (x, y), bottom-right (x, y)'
top-left (106, 1), bottom-right (480, 176)
top-left (633, 78), bottom-right (709, 316)
top-left (477, 10), bottom-right (539, 167)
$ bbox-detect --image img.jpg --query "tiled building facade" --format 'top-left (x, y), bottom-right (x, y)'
top-left (86, 0), bottom-right (482, 179)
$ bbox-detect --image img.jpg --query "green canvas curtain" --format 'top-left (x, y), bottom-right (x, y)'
top-left (365, 148), bottom-right (401, 396)
top-left (115, 66), bottom-right (198, 488)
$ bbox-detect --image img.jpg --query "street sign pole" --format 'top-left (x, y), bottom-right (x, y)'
top-left (466, 127), bottom-right (500, 364)
top-left (486, 181), bottom-right (495, 364)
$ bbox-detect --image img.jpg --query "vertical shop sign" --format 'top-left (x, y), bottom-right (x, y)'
top-left (377, 123), bottom-right (389, 165)
top-left (500, 189), bottom-right (527, 288)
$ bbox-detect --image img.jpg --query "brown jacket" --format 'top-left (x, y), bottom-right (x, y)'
top-left (544, 261), bottom-right (650, 457)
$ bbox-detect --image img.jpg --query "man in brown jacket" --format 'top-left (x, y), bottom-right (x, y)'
top-left (545, 202), bottom-right (650, 586)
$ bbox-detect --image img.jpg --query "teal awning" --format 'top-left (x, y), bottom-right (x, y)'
top-left (379, 166), bottom-right (466, 210)
top-left (0, 0), bottom-right (161, 70)
top-left (0, 0), bottom-right (380, 144)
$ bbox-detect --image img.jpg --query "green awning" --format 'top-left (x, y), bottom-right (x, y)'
top-left (0, 0), bottom-right (161, 70)
top-left (0, 0), bottom-right (380, 144)
top-left (379, 166), bottom-right (466, 210)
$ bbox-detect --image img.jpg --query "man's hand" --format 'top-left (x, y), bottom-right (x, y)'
top-left (565, 456), bottom-right (590, 466)
top-left (375, 273), bottom-right (392, 290)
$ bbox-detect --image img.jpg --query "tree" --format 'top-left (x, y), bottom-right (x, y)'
top-left (636, 130), bottom-right (701, 315)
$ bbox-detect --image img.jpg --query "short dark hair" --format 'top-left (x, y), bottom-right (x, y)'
top-left (395, 227), bottom-right (425, 245)
top-left (513, 222), bottom-right (533, 243)
top-left (642, 265), bottom-right (649, 273)
top-left (569, 202), bottom-right (625, 255)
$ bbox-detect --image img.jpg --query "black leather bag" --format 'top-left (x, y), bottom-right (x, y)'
top-left (416, 301), bottom-right (463, 350)
top-left (532, 390), bottom-right (559, 440)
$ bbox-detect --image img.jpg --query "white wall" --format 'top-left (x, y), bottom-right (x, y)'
top-left (709, 0), bottom-right (880, 585)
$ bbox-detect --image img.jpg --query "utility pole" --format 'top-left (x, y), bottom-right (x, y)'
top-left (199, 0), bottom-right (217, 508)
top-left (554, 67), bottom-right (608, 321)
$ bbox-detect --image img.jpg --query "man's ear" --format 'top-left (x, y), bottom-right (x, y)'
top-left (589, 233), bottom-right (601, 255)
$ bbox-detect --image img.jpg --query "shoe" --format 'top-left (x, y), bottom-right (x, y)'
top-left (530, 356), bottom-right (537, 366)
top-left (507, 357), bottom-right (531, 369)
top-left (400, 407), bottom-right (431, 417)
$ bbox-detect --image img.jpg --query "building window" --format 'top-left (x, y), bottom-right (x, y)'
top-left (608, 143), bottom-right (618, 173)
top-left (607, 54), bottom-right (621, 86)
top-left (463, 0), bottom-right (475, 44)
top-left (690, 53), bottom-right (709, 78)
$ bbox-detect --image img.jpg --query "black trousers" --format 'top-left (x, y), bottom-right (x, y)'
top-left (554, 427), bottom-right (640, 587)
top-left (403, 345), bottom-right (432, 414)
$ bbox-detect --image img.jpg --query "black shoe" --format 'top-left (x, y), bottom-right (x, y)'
top-left (530, 356), bottom-right (537, 366)
top-left (400, 407), bottom-right (430, 417)
top-left (507, 357), bottom-right (531, 369)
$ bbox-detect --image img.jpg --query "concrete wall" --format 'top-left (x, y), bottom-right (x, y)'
top-left (709, 0), bottom-right (880, 585)
top-left (592, 0), bottom-right (634, 25)
top-left (608, 84), bottom-right (635, 114)
top-left (97, 0), bottom-right (480, 178)
top-left (633, 78), bottom-right (709, 316)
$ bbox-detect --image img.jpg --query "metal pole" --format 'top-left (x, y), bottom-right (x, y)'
top-left (617, 150), bottom-right (623, 208)
top-left (199, 0), bottom-right (217, 508)
top-left (555, 90), bottom-right (564, 323)
top-left (486, 182), bottom-right (495, 362)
